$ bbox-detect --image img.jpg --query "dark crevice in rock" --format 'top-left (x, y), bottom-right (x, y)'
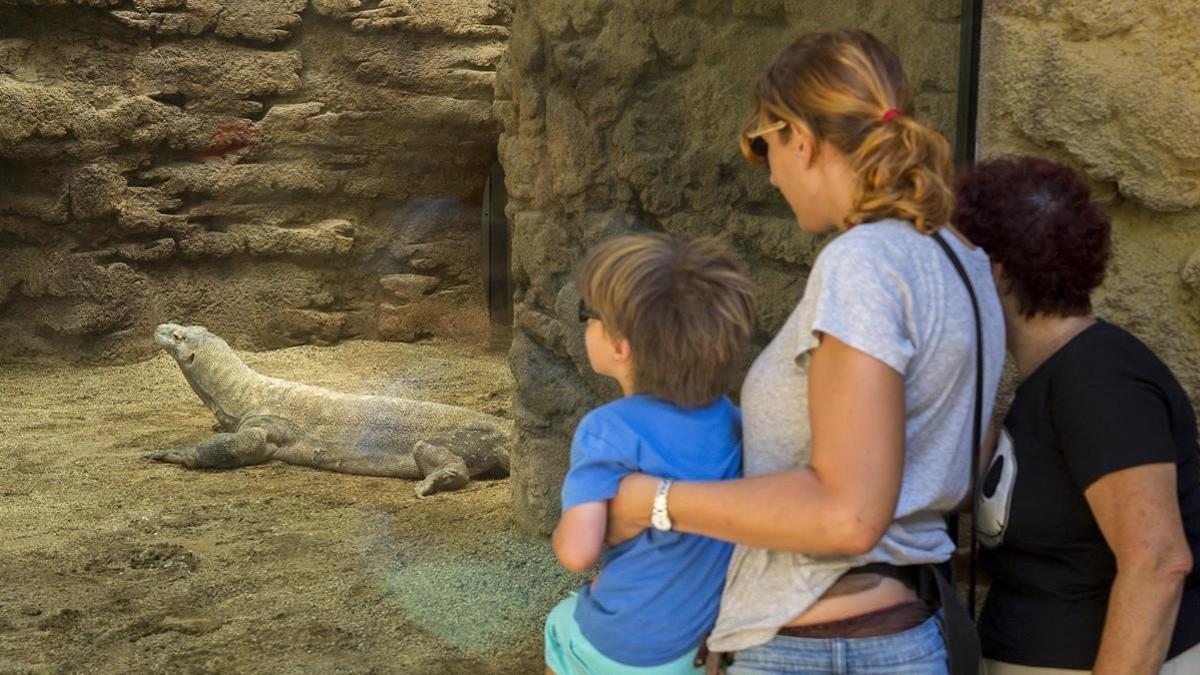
top-left (124, 172), bottom-right (165, 188)
top-left (148, 91), bottom-right (188, 109)
top-left (184, 214), bottom-right (228, 233)
top-left (448, 59), bottom-right (497, 73)
top-left (240, 95), bottom-right (273, 122)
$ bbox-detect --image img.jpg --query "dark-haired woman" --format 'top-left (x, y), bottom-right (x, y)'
top-left (955, 157), bottom-right (1200, 674)
top-left (606, 29), bottom-right (1005, 673)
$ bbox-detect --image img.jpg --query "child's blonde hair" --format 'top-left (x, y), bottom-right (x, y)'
top-left (576, 233), bottom-right (755, 407)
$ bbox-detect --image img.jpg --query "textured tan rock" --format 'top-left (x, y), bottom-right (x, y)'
top-left (0, 1), bottom-right (512, 362)
top-left (380, 273), bottom-right (439, 304)
top-left (498, 0), bottom-right (963, 533)
top-left (377, 289), bottom-right (488, 343)
top-left (238, 220), bottom-right (356, 258)
top-left (979, 0), bottom-right (1200, 403)
top-left (980, 1), bottom-right (1200, 212)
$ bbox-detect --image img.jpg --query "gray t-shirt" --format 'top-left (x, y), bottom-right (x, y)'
top-left (709, 218), bottom-right (1004, 652)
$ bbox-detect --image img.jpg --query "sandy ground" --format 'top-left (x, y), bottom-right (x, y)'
top-left (0, 339), bottom-right (581, 674)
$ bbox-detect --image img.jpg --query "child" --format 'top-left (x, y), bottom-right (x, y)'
top-left (545, 233), bottom-right (755, 675)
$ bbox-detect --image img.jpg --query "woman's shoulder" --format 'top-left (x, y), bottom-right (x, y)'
top-left (816, 219), bottom-right (920, 268)
top-left (828, 218), bottom-right (920, 246)
top-left (1049, 320), bottom-right (1176, 387)
top-left (813, 220), bottom-right (956, 294)
top-left (1063, 321), bottom-right (1154, 362)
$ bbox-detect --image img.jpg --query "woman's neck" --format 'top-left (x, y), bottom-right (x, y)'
top-left (1009, 313), bottom-right (1097, 381)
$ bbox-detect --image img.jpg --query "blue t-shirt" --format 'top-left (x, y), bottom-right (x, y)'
top-left (561, 394), bottom-right (743, 666)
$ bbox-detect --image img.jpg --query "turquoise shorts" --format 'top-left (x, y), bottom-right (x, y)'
top-left (544, 593), bottom-right (703, 675)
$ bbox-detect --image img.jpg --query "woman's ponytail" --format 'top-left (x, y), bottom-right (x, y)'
top-left (849, 114), bottom-right (953, 234)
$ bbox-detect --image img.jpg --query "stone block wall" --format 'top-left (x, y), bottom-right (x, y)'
top-left (978, 1), bottom-right (1200, 400)
top-left (0, 0), bottom-right (512, 363)
top-left (497, 0), bottom-right (963, 533)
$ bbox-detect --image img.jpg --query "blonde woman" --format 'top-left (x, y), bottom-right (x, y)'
top-left (609, 29), bottom-right (1004, 673)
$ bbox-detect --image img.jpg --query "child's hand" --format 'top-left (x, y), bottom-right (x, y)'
top-left (606, 472), bottom-right (658, 545)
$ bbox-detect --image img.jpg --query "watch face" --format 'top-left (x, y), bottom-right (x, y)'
top-left (651, 511), bottom-right (671, 531)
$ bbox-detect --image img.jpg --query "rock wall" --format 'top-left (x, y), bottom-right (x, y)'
top-left (978, 2), bottom-right (1200, 400)
top-left (497, 0), bottom-right (963, 533)
top-left (0, 0), bottom-right (512, 363)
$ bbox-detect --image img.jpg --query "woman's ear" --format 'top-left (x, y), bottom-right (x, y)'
top-left (788, 122), bottom-right (815, 168)
top-left (991, 261), bottom-right (1020, 300)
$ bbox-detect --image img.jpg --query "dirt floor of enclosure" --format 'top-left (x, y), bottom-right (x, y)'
top-left (0, 339), bottom-right (580, 674)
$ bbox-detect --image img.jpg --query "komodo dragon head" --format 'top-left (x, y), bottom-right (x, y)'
top-left (155, 323), bottom-right (257, 428)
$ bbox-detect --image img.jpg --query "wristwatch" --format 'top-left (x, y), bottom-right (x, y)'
top-left (650, 479), bottom-right (674, 531)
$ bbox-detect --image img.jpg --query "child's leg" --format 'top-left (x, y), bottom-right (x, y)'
top-left (544, 593), bottom-right (704, 675)
top-left (543, 594), bottom-right (581, 675)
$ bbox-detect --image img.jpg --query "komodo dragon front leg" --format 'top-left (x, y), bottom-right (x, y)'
top-left (146, 415), bottom-right (289, 469)
top-left (145, 427), bottom-right (273, 469)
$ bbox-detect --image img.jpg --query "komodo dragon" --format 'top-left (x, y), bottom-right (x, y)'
top-left (146, 323), bottom-right (511, 497)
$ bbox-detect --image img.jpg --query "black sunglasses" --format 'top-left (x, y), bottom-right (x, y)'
top-left (749, 136), bottom-right (769, 161)
top-left (578, 299), bottom-right (599, 323)
top-left (745, 120), bottom-right (786, 166)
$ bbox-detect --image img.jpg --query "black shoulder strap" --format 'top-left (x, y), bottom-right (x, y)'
top-left (931, 230), bottom-right (983, 618)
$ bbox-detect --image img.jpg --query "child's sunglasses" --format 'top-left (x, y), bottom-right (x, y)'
top-left (578, 300), bottom-right (600, 323)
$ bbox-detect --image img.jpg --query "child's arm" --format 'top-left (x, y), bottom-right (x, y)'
top-left (552, 501), bottom-right (608, 573)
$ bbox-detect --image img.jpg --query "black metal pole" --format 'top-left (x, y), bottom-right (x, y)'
top-left (954, 0), bottom-right (984, 167)
top-left (950, 0), bottom-right (985, 619)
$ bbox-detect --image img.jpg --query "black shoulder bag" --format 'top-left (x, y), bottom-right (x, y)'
top-left (926, 230), bottom-right (984, 675)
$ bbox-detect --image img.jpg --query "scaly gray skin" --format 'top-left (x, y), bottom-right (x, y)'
top-left (146, 323), bottom-right (512, 497)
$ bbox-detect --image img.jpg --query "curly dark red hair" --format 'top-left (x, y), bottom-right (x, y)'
top-left (953, 157), bottom-right (1111, 318)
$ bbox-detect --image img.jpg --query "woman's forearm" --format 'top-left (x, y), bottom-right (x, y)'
top-left (669, 337), bottom-right (903, 555)
top-left (1085, 463), bottom-right (1193, 675)
top-left (668, 468), bottom-right (890, 556)
top-left (1092, 566), bottom-right (1187, 675)
top-left (608, 335), bottom-right (906, 554)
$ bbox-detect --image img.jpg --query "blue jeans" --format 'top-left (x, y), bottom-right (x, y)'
top-left (726, 611), bottom-right (948, 675)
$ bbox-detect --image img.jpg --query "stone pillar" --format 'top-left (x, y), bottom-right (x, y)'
top-left (496, 0), bottom-right (963, 533)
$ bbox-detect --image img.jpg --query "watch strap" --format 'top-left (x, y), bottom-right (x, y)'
top-left (651, 478), bottom-right (674, 531)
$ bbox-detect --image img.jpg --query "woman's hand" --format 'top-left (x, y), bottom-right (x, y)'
top-left (606, 472), bottom-right (658, 546)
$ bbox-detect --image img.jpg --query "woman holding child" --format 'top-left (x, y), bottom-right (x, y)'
top-left (607, 28), bottom-right (1005, 673)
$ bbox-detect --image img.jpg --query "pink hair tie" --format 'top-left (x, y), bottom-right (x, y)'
top-left (881, 108), bottom-right (904, 124)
